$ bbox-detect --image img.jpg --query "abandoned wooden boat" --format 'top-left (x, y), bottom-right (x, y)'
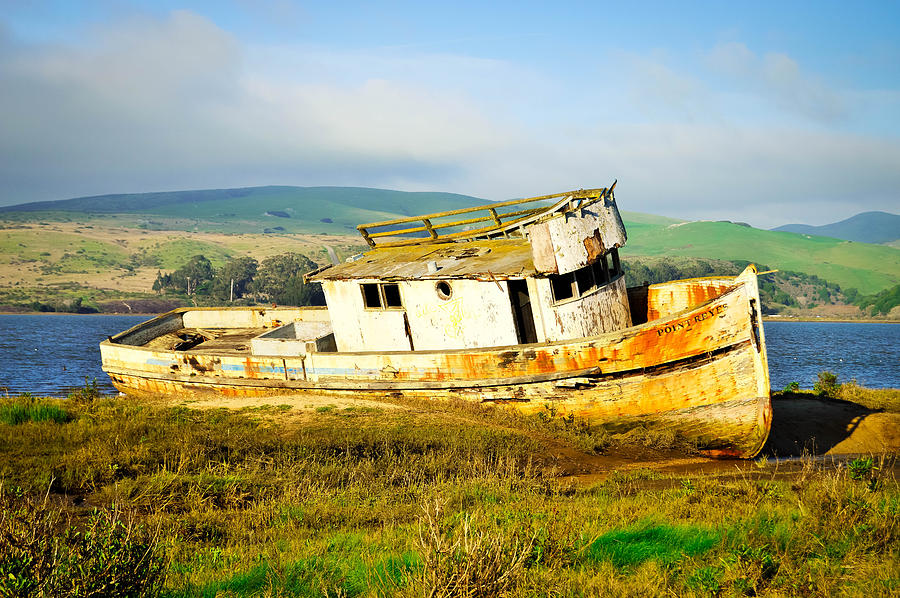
top-left (100, 184), bottom-right (772, 458)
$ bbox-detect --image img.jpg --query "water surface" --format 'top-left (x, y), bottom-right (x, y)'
top-left (0, 314), bottom-right (146, 395)
top-left (0, 315), bottom-right (897, 395)
top-left (764, 321), bottom-right (898, 390)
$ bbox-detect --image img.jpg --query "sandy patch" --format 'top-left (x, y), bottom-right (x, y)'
top-left (764, 398), bottom-right (900, 456)
top-left (171, 392), bottom-right (407, 414)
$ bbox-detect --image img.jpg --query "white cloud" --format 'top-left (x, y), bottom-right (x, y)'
top-left (0, 11), bottom-right (509, 202)
top-left (0, 12), bottom-right (897, 229)
top-left (707, 42), bottom-right (847, 123)
top-left (617, 51), bottom-right (709, 121)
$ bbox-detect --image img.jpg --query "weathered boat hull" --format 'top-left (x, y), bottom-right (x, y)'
top-left (101, 268), bottom-right (771, 458)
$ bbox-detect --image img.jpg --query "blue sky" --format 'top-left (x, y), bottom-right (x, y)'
top-left (1, 1), bottom-right (898, 227)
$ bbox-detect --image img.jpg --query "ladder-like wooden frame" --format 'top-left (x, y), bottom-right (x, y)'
top-left (357, 183), bottom-right (616, 248)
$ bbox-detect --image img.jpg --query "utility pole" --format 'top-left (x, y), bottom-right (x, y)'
top-left (230, 278), bottom-right (234, 302)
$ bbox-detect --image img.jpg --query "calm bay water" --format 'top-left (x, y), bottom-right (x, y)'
top-left (0, 315), bottom-right (897, 395)
top-left (1, 314), bottom-right (146, 395)
top-left (763, 321), bottom-right (899, 390)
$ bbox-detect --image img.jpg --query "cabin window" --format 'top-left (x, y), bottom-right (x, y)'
top-left (593, 254), bottom-right (609, 285)
top-left (362, 283), bottom-right (382, 308)
top-left (550, 273), bottom-right (575, 302)
top-left (436, 281), bottom-right (453, 300)
top-left (575, 266), bottom-right (595, 296)
top-left (382, 283), bottom-right (403, 308)
top-left (550, 251), bottom-right (624, 305)
top-left (361, 283), bottom-right (404, 309)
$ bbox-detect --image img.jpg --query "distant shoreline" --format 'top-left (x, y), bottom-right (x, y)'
top-left (2, 311), bottom-right (898, 324)
top-left (763, 316), bottom-right (900, 324)
top-left (0, 311), bottom-right (157, 316)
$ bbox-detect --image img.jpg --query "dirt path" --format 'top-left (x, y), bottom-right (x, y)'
top-left (173, 392), bottom-right (406, 413)
top-left (323, 245), bottom-right (340, 265)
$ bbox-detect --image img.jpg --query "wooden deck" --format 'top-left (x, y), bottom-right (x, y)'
top-left (143, 328), bottom-right (264, 355)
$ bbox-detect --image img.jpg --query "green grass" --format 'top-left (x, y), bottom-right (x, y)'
top-left (621, 210), bottom-right (684, 227)
top-left (0, 398), bottom-right (69, 425)
top-left (0, 186), bottom-right (487, 235)
top-left (0, 230), bottom-right (129, 270)
top-left (139, 238), bottom-right (233, 269)
top-left (0, 389), bottom-right (897, 597)
top-left (584, 522), bottom-right (719, 568)
top-left (623, 220), bottom-right (900, 294)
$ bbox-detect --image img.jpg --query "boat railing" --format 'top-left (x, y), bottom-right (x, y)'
top-left (356, 183), bottom-right (616, 248)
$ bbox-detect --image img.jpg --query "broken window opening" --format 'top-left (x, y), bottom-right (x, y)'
top-left (594, 254), bottom-right (609, 285)
top-left (610, 248), bottom-right (621, 277)
top-left (550, 272), bottom-right (576, 302)
top-left (575, 266), bottom-right (595, 296)
top-left (551, 250), bottom-right (624, 305)
top-left (362, 283), bottom-right (404, 309)
top-left (382, 283), bottom-right (403, 308)
top-left (362, 283), bottom-right (383, 308)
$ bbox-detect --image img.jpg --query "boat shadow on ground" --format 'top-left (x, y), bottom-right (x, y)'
top-left (562, 394), bottom-right (899, 485)
top-left (761, 395), bottom-right (900, 458)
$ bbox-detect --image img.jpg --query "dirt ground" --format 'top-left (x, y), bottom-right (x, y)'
top-left (763, 397), bottom-right (900, 456)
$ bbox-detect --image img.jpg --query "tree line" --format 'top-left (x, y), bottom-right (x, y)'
top-left (152, 253), bottom-right (324, 306)
top-left (621, 256), bottom-right (899, 316)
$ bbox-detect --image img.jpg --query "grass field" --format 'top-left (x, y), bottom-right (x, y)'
top-left (0, 187), bottom-right (488, 235)
top-left (1, 386), bottom-right (897, 597)
top-left (623, 220), bottom-right (900, 295)
top-left (0, 223), bottom-right (365, 304)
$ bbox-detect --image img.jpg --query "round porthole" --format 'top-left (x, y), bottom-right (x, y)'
top-left (435, 281), bottom-right (452, 300)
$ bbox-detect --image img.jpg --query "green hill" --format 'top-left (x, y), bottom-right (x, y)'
top-left (0, 186), bottom-right (487, 235)
top-left (772, 211), bottom-right (900, 244)
top-left (623, 220), bottom-right (899, 295)
top-left (2, 186), bottom-right (898, 297)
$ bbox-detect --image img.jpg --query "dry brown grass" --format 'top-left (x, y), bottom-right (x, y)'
top-left (0, 221), bottom-right (360, 297)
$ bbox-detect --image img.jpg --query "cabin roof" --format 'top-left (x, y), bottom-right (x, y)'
top-left (309, 238), bottom-right (535, 281)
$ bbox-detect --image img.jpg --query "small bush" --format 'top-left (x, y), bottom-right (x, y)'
top-left (813, 371), bottom-right (839, 398)
top-left (68, 377), bottom-right (102, 404)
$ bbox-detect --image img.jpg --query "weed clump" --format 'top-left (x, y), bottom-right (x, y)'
top-left (0, 396), bottom-right (69, 425)
top-left (0, 488), bottom-right (166, 597)
top-left (415, 499), bottom-right (532, 597)
top-left (67, 377), bottom-right (102, 405)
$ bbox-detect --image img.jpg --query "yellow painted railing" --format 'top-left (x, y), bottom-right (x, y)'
top-left (357, 184), bottom-right (616, 248)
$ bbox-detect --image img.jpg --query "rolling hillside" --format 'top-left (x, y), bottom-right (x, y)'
top-left (623, 220), bottom-right (899, 295)
top-left (0, 186), bottom-right (487, 235)
top-left (1, 186), bottom-right (898, 306)
top-left (772, 211), bottom-right (900, 244)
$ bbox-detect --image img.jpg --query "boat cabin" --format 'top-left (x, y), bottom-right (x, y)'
top-left (308, 187), bottom-right (632, 352)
